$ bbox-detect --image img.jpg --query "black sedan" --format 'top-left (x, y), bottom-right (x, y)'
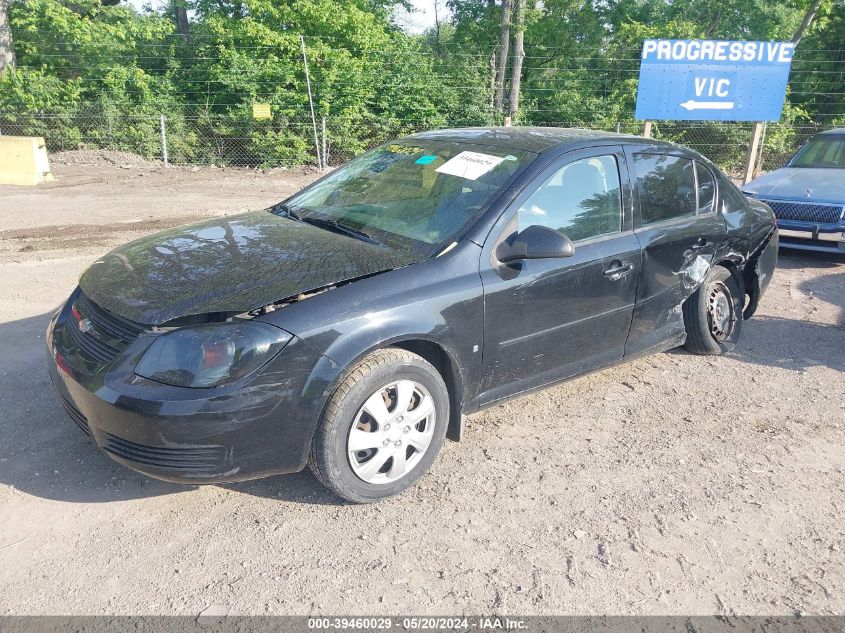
top-left (47, 128), bottom-right (779, 502)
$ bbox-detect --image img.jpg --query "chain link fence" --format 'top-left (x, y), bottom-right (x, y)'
top-left (3, 31), bottom-right (842, 178)
top-left (0, 108), bottom-right (833, 176)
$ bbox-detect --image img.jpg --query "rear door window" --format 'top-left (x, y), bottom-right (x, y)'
top-left (634, 154), bottom-right (696, 225)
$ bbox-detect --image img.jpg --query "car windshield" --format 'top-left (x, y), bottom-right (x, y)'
top-left (275, 140), bottom-right (535, 251)
top-left (789, 135), bottom-right (845, 169)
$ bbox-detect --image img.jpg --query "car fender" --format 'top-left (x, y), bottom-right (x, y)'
top-left (259, 242), bottom-right (486, 449)
top-left (290, 310), bottom-right (477, 456)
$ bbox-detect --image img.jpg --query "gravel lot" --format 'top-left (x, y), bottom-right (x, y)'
top-left (0, 160), bottom-right (843, 616)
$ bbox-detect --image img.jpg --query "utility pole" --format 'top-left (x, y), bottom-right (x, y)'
top-left (488, 50), bottom-right (497, 112)
top-left (301, 35), bottom-right (323, 170)
top-left (0, 0), bottom-right (16, 72)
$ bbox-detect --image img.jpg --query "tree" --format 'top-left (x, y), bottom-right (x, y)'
top-left (0, 0), bottom-right (15, 71)
top-left (493, 0), bottom-right (510, 115)
top-left (173, 0), bottom-right (190, 39)
top-left (3, 0), bottom-right (843, 167)
top-left (787, 0), bottom-right (844, 122)
top-left (792, 0), bottom-right (824, 44)
top-left (507, 0), bottom-right (524, 119)
top-left (432, 0), bottom-right (442, 53)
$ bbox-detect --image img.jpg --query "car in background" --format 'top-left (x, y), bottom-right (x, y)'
top-left (48, 128), bottom-right (779, 503)
top-left (743, 128), bottom-right (845, 254)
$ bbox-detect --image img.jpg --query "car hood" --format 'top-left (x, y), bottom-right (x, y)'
top-left (743, 167), bottom-right (845, 203)
top-left (79, 211), bottom-right (422, 325)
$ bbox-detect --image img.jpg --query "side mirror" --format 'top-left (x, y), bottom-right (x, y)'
top-left (496, 224), bottom-right (575, 263)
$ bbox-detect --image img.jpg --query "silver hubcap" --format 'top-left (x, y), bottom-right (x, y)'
top-left (347, 380), bottom-right (436, 484)
top-left (707, 282), bottom-right (733, 341)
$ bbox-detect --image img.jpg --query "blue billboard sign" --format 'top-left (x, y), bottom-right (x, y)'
top-left (635, 39), bottom-right (795, 121)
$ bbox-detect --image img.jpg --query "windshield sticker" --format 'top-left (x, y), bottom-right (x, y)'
top-left (435, 151), bottom-right (506, 180)
top-left (504, 154), bottom-right (518, 161)
top-left (415, 155), bottom-right (438, 165)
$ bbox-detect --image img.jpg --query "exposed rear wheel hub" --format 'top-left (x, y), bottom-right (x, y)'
top-left (707, 282), bottom-right (734, 342)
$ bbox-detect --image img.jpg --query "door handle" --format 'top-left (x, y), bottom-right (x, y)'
top-left (603, 262), bottom-right (634, 280)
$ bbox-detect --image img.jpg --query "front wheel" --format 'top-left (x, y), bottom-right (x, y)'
top-left (683, 264), bottom-right (744, 355)
top-left (308, 348), bottom-right (449, 503)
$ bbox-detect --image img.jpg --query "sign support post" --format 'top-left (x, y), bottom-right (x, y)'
top-left (742, 121), bottom-right (764, 185)
top-left (642, 121), bottom-right (653, 138)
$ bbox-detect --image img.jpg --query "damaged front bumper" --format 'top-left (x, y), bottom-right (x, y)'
top-left (46, 301), bottom-right (334, 484)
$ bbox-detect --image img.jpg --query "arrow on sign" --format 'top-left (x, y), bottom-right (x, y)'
top-left (680, 100), bottom-right (735, 111)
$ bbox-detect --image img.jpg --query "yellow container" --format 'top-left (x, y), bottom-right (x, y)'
top-left (0, 136), bottom-right (55, 186)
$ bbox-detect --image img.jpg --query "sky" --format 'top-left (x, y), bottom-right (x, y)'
top-left (125, 0), bottom-right (449, 34)
top-left (393, 0), bottom-right (450, 34)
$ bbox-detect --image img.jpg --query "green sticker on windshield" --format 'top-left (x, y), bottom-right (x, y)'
top-left (415, 155), bottom-right (438, 165)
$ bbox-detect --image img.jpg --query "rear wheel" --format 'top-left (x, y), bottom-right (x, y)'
top-left (683, 264), bottom-right (744, 355)
top-left (308, 348), bottom-right (449, 503)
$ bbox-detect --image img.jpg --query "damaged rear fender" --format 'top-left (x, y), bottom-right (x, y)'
top-left (742, 227), bottom-right (779, 319)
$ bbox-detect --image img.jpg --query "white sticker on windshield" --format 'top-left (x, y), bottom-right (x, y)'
top-left (435, 151), bottom-right (505, 180)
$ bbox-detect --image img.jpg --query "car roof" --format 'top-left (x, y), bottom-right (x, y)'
top-left (817, 128), bottom-right (845, 137)
top-left (405, 126), bottom-right (673, 154)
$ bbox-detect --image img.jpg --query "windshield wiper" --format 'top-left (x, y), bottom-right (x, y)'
top-left (272, 204), bottom-right (381, 245)
top-left (301, 217), bottom-right (382, 246)
top-left (271, 203), bottom-right (303, 221)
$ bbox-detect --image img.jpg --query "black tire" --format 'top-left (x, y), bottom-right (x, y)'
top-left (308, 348), bottom-right (449, 503)
top-left (683, 264), bottom-right (744, 355)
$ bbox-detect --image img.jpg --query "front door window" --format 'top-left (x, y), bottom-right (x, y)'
top-left (517, 155), bottom-right (623, 241)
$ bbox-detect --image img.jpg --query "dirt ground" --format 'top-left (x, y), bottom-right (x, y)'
top-left (0, 160), bottom-right (843, 617)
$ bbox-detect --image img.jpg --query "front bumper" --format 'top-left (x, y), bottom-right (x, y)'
top-left (777, 220), bottom-right (845, 254)
top-left (46, 298), bottom-right (335, 484)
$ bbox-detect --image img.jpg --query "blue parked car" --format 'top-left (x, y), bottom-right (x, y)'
top-left (743, 129), bottom-right (845, 253)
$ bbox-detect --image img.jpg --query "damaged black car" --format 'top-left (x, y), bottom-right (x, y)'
top-left (47, 128), bottom-right (779, 502)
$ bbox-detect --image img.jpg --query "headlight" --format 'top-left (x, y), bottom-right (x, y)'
top-left (135, 321), bottom-right (291, 388)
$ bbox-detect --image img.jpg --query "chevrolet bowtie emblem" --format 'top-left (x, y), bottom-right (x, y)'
top-left (78, 318), bottom-right (93, 333)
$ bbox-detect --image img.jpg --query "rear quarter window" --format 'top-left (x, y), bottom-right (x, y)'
top-left (718, 174), bottom-right (748, 214)
top-left (695, 161), bottom-right (716, 214)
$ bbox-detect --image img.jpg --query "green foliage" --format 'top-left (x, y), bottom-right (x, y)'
top-left (1, 0), bottom-right (842, 167)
